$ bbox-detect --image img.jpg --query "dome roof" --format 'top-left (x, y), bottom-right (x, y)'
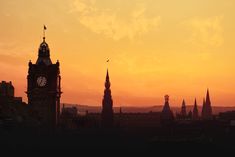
top-left (36, 37), bottom-right (52, 65)
top-left (38, 37), bottom-right (50, 57)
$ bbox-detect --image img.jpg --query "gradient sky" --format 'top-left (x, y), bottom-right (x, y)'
top-left (1, 0), bottom-right (235, 107)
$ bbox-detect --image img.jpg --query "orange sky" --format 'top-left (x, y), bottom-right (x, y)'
top-left (1, 0), bottom-right (235, 107)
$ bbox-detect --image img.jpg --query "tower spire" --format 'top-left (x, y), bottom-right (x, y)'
top-left (203, 97), bottom-right (206, 106)
top-left (193, 98), bottom-right (199, 120)
top-left (102, 69), bottom-right (113, 127)
top-left (105, 69), bottom-right (110, 89)
top-left (202, 89), bottom-right (213, 120)
top-left (181, 99), bottom-right (187, 117)
top-left (206, 88), bottom-right (211, 105)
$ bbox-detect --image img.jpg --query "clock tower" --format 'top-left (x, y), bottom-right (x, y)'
top-left (27, 29), bottom-right (61, 128)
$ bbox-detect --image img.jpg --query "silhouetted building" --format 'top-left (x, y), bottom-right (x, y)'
top-left (201, 89), bottom-right (212, 120)
top-left (119, 107), bottom-right (122, 114)
top-left (26, 31), bottom-right (62, 129)
top-left (188, 110), bottom-right (192, 119)
top-left (218, 111), bottom-right (235, 126)
top-left (101, 69), bottom-right (114, 127)
top-left (181, 99), bottom-right (187, 117)
top-left (201, 98), bottom-right (206, 117)
top-left (0, 81), bottom-right (26, 124)
top-left (176, 99), bottom-right (193, 120)
top-left (61, 105), bottom-right (78, 118)
top-left (60, 105), bottom-right (79, 129)
top-left (0, 81), bottom-right (14, 98)
top-left (160, 95), bottom-right (174, 124)
top-left (116, 112), bottom-right (161, 128)
top-left (192, 98), bottom-right (199, 120)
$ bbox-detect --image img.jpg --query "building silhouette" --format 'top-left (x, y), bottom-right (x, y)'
top-left (192, 98), bottom-right (199, 120)
top-left (201, 97), bottom-right (206, 117)
top-left (26, 32), bottom-right (62, 128)
top-left (160, 95), bottom-right (174, 124)
top-left (0, 81), bottom-right (14, 98)
top-left (0, 81), bottom-right (25, 123)
top-left (101, 69), bottom-right (114, 127)
top-left (0, 81), bottom-right (23, 103)
top-left (181, 99), bottom-right (187, 117)
top-left (201, 89), bottom-right (212, 120)
top-left (176, 99), bottom-right (193, 120)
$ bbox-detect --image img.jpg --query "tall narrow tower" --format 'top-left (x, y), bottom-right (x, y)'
top-left (101, 69), bottom-right (114, 127)
top-left (192, 98), bottom-right (199, 120)
top-left (181, 99), bottom-right (187, 117)
top-left (201, 97), bottom-right (206, 118)
top-left (161, 95), bottom-right (174, 123)
top-left (201, 89), bottom-right (212, 120)
top-left (27, 27), bottom-right (61, 128)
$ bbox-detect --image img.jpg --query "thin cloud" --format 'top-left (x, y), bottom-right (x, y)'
top-left (70, 0), bottom-right (161, 40)
top-left (184, 16), bottom-right (224, 49)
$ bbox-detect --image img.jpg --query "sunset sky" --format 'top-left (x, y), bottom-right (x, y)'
top-left (1, 0), bottom-right (235, 106)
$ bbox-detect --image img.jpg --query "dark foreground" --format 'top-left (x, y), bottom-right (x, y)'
top-left (0, 126), bottom-right (235, 155)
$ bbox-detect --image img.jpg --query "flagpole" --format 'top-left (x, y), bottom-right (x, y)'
top-left (43, 28), bottom-right (45, 39)
top-left (106, 58), bottom-right (109, 70)
top-left (43, 25), bottom-right (47, 41)
top-left (43, 25), bottom-right (45, 39)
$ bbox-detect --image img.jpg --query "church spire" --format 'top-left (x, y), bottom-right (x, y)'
top-left (201, 97), bottom-right (206, 118)
top-left (105, 69), bottom-right (110, 89)
top-left (193, 98), bottom-right (199, 120)
top-left (181, 99), bottom-right (187, 117)
top-left (203, 97), bottom-right (206, 106)
top-left (202, 89), bottom-right (213, 120)
top-left (101, 69), bottom-right (114, 127)
top-left (206, 88), bottom-right (211, 106)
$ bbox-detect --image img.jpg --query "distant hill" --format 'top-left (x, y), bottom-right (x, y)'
top-left (62, 103), bottom-right (235, 115)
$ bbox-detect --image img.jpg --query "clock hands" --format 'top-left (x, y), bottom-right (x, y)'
top-left (37, 76), bottom-right (46, 87)
top-left (39, 78), bottom-right (43, 86)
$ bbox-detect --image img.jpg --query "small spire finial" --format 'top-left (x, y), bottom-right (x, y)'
top-left (106, 68), bottom-right (109, 77)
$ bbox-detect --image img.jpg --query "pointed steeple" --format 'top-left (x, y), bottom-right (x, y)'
top-left (206, 88), bottom-right (211, 106)
top-left (181, 99), bottom-right (187, 117)
top-left (202, 89), bottom-right (213, 120)
top-left (203, 97), bottom-right (206, 106)
top-left (105, 69), bottom-right (110, 89)
top-left (201, 97), bottom-right (206, 118)
top-left (101, 69), bottom-right (114, 127)
top-left (193, 98), bottom-right (199, 120)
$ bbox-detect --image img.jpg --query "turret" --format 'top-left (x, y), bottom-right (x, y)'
top-left (161, 95), bottom-right (174, 124)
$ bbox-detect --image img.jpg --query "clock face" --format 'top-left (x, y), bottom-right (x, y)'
top-left (37, 76), bottom-right (47, 87)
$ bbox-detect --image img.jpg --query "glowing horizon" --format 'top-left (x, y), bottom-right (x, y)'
top-left (1, 0), bottom-right (235, 107)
